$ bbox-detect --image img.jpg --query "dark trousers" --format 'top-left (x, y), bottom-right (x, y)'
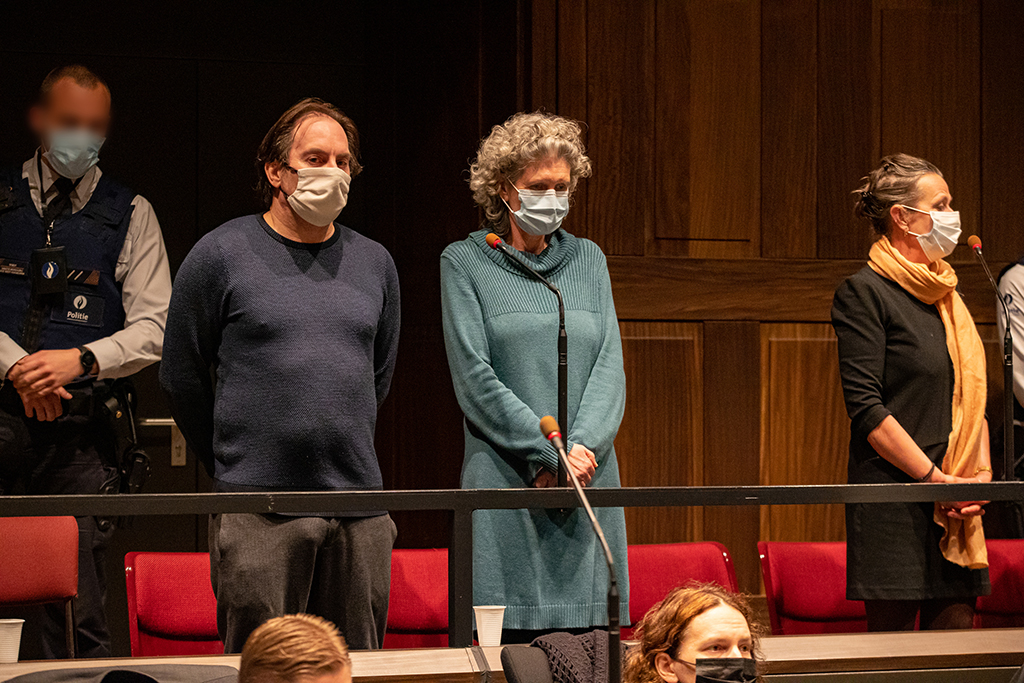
top-left (0, 389), bottom-right (119, 659)
top-left (209, 512), bottom-right (397, 653)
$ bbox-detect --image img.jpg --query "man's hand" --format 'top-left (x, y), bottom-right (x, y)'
top-left (8, 349), bottom-right (86, 396)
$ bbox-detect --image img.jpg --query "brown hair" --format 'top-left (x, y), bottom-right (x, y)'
top-left (853, 153), bottom-right (943, 237)
top-left (39, 65), bottom-right (109, 103)
top-left (624, 583), bottom-right (763, 683)
top-left (238, 614), bottom-right (350, 683)
top-left (255, 97), bottom-right (363, 208)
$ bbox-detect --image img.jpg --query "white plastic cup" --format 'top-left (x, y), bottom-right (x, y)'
top-left (0, 619), bottom-right (24, 664)
top-left (473, 605), bottom-right (506, 647)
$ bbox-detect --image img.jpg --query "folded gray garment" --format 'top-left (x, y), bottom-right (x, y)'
top-left (6, 665), bottom-right (237, 683)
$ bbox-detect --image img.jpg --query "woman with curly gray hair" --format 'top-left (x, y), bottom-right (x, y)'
top-left (440, 111), bottom-right (629, 641)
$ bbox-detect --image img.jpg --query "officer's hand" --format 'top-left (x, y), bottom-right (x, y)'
top-left (19, 391), bottom-right (64, 421)
top-left (9, 350), bottom-right (83, 396)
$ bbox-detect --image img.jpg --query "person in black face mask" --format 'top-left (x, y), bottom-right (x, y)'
top-left (624, 584), bottom-right (762, 683)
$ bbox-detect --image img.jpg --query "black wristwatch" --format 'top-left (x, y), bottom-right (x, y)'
top-left (77, 346), bottom-right (96, 375)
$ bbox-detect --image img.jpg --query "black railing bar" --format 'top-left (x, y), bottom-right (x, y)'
top-left (0, 483), bottom-right (1022, 517)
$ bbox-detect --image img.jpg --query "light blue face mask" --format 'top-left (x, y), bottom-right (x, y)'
top-left (899, 205), bottom-right (962, 263)
top-left (43, 129), bottom-right (105, 180)
top-left (503, 184), bottom-right (570, 236)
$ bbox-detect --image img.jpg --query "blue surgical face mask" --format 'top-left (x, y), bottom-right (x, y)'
top-left (503, 182), bottom-right (570, 236)
top-left (43, 129), bottom-right (105, 180)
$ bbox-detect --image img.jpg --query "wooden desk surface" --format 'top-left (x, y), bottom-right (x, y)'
top-left (0, 647), bottom-right (484, 683)
top-left (0, 629), bottom-right (1021, 682)
top-left (760, 628), bottom-right (1024, 674)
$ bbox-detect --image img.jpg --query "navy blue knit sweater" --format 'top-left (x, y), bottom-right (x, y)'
top-left (159, 215), bottom-right (400, 496)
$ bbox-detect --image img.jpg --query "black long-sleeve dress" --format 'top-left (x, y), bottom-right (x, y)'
top-left (831, 266), bottom-right (990, 600)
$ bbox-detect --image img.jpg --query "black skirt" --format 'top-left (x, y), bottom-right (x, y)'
top-left (846, 443), bottom-right (990, 600)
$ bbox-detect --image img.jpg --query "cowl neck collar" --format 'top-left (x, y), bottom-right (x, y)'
top-left (472, 228), bottom-right (578, 279)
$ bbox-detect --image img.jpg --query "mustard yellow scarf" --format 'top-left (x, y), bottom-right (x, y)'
top-left (868, 237), bottom-right (988, 569)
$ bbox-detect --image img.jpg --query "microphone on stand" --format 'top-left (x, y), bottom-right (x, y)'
top-left (488, 233), bottom-right (569, 487)
top-left (968, 235), bottom-right (1016, 482)
top-left (540, 416), bottom-right (620, 683)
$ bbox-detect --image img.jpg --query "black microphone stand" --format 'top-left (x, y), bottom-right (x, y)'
top-left (543, 420), bottom-right (620, 683)
top-left (972, 243), bottom-right (1016, 482)
top-left (492, 237), bottom-right (569, 486)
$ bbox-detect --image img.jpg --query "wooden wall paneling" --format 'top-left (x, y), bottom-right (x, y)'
top-left (761, 0), bottom-right (817, 259)
top-left (581, 0), bottom-right (652, 255)
top-left (879, 0), bottom-right (980, 264)
top-left (703, 322), bottom-right (762, 593)
top-left (607, 257), bottom-right (1002, 324)
top-left (651, 0), bottom-right (761, 259)
top-left (977, 323), bottom-right (1004, 438)
top-left (608, 257), bottom-right (865, 322)
top-left (617, 322), bottom-right (704, 544)
top-left (651, 0), bottom-right (692, 243)
top-left (529, 0), bottom-right (558, 110)
top-left (556, 0), bottom-right (590, 239)
top-left (759, 324), bottom-right (848, 549)
top-left (981, 0), bottom-right (1024, 263)
top-left (816, 0), bottom-right (878, 260)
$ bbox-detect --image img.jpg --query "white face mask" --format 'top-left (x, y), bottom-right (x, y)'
top-left (900, 205), bottom-right (961, 262)
top-left (284, 166), bottom-right (351, 227)
top-left (44, 128), bottom-right (105, 180)
top-left (503, 183), bottom-right (569, 236)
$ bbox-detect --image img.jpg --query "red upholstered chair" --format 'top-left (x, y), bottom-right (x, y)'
top-left (384, 548), bottom-right (448, 648)
top-left (0, 516), bottom-right (79, 658)
top-left (975, 539), bottom-right (1024, 628)
top-left (623, 542), bottom-right (739, 639)
top-left (124, 552), bottom-right (223, 656)
top-left (758, 541), bottom-right (867, 635)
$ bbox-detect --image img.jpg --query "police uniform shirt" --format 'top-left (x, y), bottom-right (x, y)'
top-left (0, 154), bottom-right (171, 379)
top-left (999, 262), bottom-right (1024, 408)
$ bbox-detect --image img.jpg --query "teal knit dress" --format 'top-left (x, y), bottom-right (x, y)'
top-left (440, 228), bottom-right (630, 630)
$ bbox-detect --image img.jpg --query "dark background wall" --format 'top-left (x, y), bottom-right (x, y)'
top-left (3, 0), bottom-right (1024, 658)
top-left (1, 0), bottom-right (525, 656)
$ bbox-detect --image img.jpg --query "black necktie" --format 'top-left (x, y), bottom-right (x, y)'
top-left (41, 176), bottom-right (76, 226)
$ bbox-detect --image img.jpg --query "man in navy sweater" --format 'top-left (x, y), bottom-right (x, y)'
top-left (160, 98), bottom-right (400, 652)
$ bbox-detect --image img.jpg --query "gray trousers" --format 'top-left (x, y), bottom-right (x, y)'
top-left (209, 512), bottom-right (397, 653)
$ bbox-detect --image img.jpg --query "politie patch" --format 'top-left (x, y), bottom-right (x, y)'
top-left (51, 292), bottom-right (105, 327)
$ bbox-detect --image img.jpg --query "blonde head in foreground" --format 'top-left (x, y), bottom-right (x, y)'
top-left (239, 614), bottom-right (351, 683)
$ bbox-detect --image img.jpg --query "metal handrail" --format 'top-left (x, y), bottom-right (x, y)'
top-left (3, 483), bottom-right (1022, 647)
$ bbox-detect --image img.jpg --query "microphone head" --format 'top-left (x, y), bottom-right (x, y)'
top-left (539, 415), bottom-right (561, 439)
top-left (968, 234), bottom-right (982, 250)
top-left (485, 233), bottom-right (503, 249)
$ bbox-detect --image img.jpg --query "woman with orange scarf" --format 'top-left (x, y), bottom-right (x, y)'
top-left (831, 153), bottom-right (992, 632)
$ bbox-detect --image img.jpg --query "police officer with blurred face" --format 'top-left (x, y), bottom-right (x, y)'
top-left (0, 65), bottom-right (171, 658)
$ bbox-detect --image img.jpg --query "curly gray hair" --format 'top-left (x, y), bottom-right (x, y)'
top-left (468, 111), bottom-right (592, 237)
